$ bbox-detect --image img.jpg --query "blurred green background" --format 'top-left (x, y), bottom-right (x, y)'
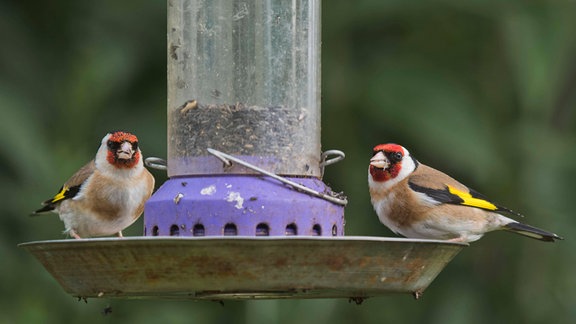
top-left (1, 0), bottom-right (575, 323)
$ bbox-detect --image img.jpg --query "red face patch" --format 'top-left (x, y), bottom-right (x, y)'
top-left (369, 163), bottom-right (402, 182)
top-left (106, 131), bottom-right (140, 169)
top-left (373, 143), bottom-right (404, 155)
top-left (370, 143), bottom-right (404, 182)
top-left (107, 150), bottom-right (140, 169)
top-left (109, 131), bottom-right (138, 144)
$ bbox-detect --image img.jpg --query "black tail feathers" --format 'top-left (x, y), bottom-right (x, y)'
top-left (31, 203), bottom-right (56, 215)
top-left (504, 222), bottom-right (563, 242)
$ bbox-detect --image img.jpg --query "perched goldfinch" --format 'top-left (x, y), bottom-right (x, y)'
top-left (33, 131), bottom-right (155, 239)
top-left (368, 143), bottom-right (562, 243)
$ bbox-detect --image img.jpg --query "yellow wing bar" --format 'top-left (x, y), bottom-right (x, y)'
top-left (447, 185), bottom-right (498, 211)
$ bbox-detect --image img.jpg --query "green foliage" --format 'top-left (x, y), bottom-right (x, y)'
top-left (1, 0), bottom-right (575, 323)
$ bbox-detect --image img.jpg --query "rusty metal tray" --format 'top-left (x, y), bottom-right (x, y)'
top-left (19, 236), bottom-right (465, 300)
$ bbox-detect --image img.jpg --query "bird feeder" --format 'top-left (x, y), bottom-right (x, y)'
top-left (20, 0), bottom-right (465, 301)
top-left (145, 0), bottom-right (345, 237)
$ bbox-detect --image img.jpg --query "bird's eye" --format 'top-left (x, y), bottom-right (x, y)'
top-left (390, 151), bottom-right (403, 163)
top-left (107, 140), bottom-right (120, 150)
top-left (132, 141), bottom-right (139, 150)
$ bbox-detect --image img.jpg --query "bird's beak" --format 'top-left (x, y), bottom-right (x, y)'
top-left (116, 142), bottom-right (134, 160)
top-left (370, 151), bottom-right (389, 169)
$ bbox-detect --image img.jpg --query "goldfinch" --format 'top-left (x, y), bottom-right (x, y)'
top-left (368, 143), bottom-right (562, 243)
top-left (33, 131), bottom-right (155, 239)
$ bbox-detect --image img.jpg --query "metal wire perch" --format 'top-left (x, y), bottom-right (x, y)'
top-left (207, 148), bottom-right (348, 206)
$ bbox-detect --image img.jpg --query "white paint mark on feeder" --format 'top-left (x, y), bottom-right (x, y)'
top-left (174, 193), bottom-right (184, 204)
top-left (200, 185), bottom-right (216, 195)
top-left (226, 191), bottom-right (244, 209)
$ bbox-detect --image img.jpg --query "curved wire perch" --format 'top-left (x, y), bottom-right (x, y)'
top-left (320, 150), bottom-right (345, 168)
top-left (320, 150), bottom-right (345, 178)
top-left (144, 157), bottom-right (168, 171)
top-left (207, 148), bottom-right (348, 206)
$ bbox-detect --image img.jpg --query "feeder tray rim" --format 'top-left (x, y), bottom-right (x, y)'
top-left (19, 235), bottom-right (466, 300)
top-left (18, 235), bottom-right (468, 247)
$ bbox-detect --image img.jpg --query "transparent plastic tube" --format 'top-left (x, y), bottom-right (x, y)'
top-left (167, 0), bottom-right (321, 177)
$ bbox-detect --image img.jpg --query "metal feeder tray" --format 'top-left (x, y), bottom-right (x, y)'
top-left (19, 236), bottom-right (465, 301)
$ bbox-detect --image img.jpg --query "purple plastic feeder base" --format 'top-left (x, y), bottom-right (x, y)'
top-left (144, 175), bottom-right (345, 237)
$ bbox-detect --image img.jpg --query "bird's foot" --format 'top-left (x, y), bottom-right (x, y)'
top-left (70, 230), bottom-right (82, 239)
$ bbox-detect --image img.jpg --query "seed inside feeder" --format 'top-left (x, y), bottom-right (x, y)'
top-left (170, 100), bottom-right (317, 176)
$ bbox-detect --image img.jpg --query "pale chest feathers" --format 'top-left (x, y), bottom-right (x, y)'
top-left (370, 190), bottom-right (401, 234)
top-left (76, 168), bottom-right (152, 221)
top-left (369, 178), bottom-right (436, 234)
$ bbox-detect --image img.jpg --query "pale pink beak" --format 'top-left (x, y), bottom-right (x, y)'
top-left (370, 151), bottom-right (389, 169)
top-left (116, 142), bottom-right (134, 160)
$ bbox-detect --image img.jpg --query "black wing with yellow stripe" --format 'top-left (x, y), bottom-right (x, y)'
top-left (32, 160), bottom-right (95, 215)
top-left (408, 181), bottom-right (523, 217)
top-left (33, 185), bottom-right (82, 214)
